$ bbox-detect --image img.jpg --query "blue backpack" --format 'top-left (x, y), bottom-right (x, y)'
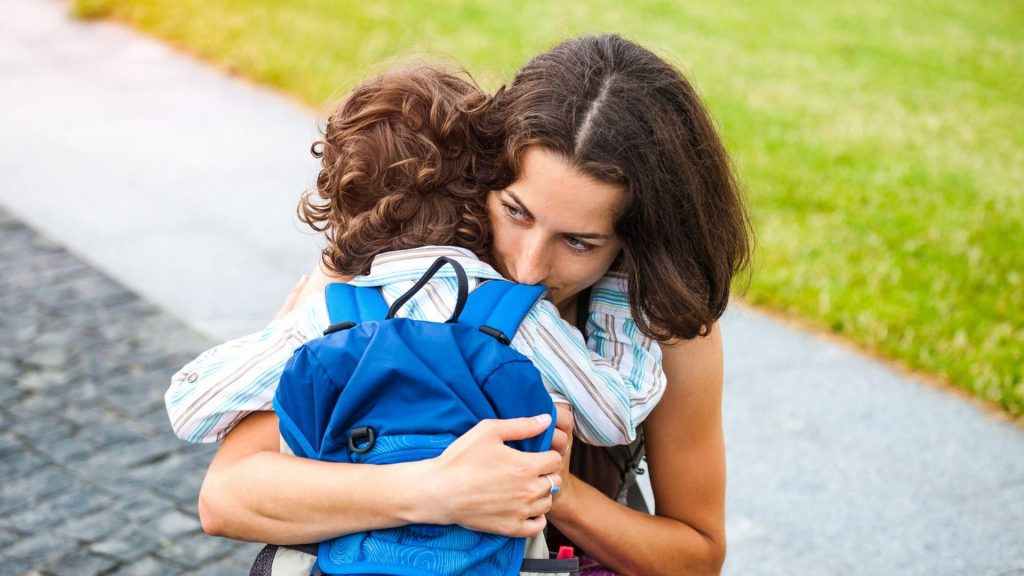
top-left (273, 256), bottom-right (558, 576)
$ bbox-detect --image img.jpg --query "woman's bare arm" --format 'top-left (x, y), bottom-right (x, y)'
top-left (546, 324), bottom-right (727, 576)
top-left (199, 410), bottom-right (566, 544)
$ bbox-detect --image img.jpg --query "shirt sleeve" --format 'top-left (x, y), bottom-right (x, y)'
top-left (511, 289), bottom-right (666, 447)
top-left (586, 272), bottom-right (667, 426)
top-left (164, 296), bottom-right (328, 443)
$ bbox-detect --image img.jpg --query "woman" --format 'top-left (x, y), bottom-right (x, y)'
top-left (199, 34), bottom-right (751, 575)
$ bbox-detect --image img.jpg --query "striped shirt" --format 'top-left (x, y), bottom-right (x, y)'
top-left (166, 246), bottom-right (666, 446)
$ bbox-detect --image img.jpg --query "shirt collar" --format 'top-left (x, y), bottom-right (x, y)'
top-left (347, 246), bottom-right (506, 287)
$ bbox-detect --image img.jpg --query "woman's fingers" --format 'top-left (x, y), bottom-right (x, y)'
top-left (551, 403), bottom-right (575, 462)
top-left (515, 515), bottom-right (548, 538)
top-left (273, 263), bottom-right (347, 321)
top-left (295, 263), bottom-right (347, 304)
top-left (553, 403), bottom-right (575, 435)
top-left (531, 450), bottom-right (563, 477)
top-left (427, 417), bottom-right (564, 537)
top-left (549, 427), bottom-right (568, 456)
top-left (547, 406), bottom-right (576, 516)
top-left (274, 275), bottom-right (308, 319)
top-left (550, 403), bottom-right (574, 457)
top-left (490, 414), bottom-right (551, 443)
top-left (527, 493), bottom-right (554, 517)
top-left (540, 473), bottom-right (562, 495)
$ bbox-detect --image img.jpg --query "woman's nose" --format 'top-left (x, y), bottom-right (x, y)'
top-left (515, 241), bottom-right (549, 286)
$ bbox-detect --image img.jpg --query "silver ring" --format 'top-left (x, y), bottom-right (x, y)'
top-left (543, 475), bottom-right (557, 495)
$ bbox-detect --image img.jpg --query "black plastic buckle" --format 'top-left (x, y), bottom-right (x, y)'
top-left (348, 426), bottom-right (376, 454)
top-left (323, 321), bottom-right (356, 336)
top-left (479, 325), bottom-right (511, 346)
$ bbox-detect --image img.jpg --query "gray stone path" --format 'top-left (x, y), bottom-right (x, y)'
top-left (0, 0), bottom-right (320, 340)
top-left (0, 207), bottom-right (261, 574)
top-left (2, 1), bottom-right (1023, 575)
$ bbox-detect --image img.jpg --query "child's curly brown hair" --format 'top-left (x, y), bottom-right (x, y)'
top-left (299, 66), bottom-right (493, 276)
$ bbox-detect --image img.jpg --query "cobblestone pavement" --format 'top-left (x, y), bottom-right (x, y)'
top-left (0, 207), bottom-right (262, 575)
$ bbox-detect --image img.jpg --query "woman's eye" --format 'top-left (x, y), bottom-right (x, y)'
top-left (504, 203), bottom-right (526, 220)
top-left (565, 236), bottom-right (595, 252)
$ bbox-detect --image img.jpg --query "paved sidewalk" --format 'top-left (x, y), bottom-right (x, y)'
top-left (3, 1), bottom-right (1023, 575)
top-left (0, 207), bottom-right (261, 574)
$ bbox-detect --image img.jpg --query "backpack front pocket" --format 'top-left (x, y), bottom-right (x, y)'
top-left (319, 432), bottom-right (524, 575)
top-left (348, 432), bottom-right (456, 465)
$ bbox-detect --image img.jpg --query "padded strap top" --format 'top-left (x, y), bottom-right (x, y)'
top-left (324, 282), bottom-right (389, 324)
top-left (458, 281), bottom-right (547, 345)
top-left (325, 272), bottom-right (546, 344)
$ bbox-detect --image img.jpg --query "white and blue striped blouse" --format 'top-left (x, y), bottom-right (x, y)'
top-left (165, 246), bottom-right (666, 447)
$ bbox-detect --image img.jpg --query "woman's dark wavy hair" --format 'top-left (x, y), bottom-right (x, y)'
top-left (300, 66), bottom-right (493, 276)
top-left (479, 34), bottom-right (753, 341)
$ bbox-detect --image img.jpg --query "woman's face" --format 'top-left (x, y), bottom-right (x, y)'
top-left (487, 146), bottom-right (625, 313)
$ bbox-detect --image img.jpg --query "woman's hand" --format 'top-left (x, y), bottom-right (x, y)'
top-left (549, 402), bottom-right (574, 458)
top-left (275, 262), bottom-right (352, 319)
top-left (420, 414), bottom-right (563, 538)
top-left (549, 403), bottom-right (578, 512)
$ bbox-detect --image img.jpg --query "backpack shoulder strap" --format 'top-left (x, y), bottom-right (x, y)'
top-left (324, 283), bottom-right (389, 325)
top-left (459, 281), bottom-right (547, 344)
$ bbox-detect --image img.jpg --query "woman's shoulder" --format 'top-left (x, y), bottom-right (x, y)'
top-left (658, 323), bottom-right (724, 387)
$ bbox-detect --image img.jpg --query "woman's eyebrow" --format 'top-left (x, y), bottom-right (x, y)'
top-left (504, 189), bottom-right (612, 241)
top-left (503, 189), bottom-right (535, 219)
top-left (565, 231), bottom-right (612, 240)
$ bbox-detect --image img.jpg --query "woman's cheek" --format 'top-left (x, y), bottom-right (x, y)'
top-left (576, 254), bottom-right (612, 286)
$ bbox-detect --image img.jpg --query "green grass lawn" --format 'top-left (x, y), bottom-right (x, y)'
top-left (74, 0), bottom-right (1024, 415)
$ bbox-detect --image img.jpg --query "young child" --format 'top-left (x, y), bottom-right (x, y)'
top-left (165, 66), bottom-right (666, 450)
